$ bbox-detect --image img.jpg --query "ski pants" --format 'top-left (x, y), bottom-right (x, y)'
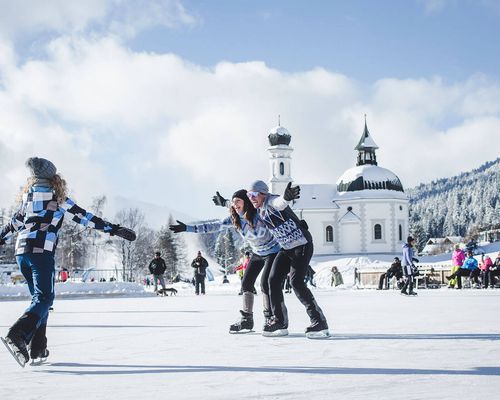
top-left (269, 242), bottom-right (326, 326)
top-left (240, 252), bottom-right (277, 317)
top-left (489, 269), bottom-right (500, 287)
top-left (153, 274), bottom-right (166, 291)
top-left (15, 253), bottom-right (55, 344)
top-left (195, 274), bottom-right (205, 294)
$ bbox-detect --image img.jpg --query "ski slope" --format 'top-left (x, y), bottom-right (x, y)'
top-left (1, 289), bottom-right (499, 400)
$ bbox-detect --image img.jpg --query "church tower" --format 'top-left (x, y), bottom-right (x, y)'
top-left (355, 115), bottom-right (379, 166)
top-left (267, 118), bottom-right (293, 195)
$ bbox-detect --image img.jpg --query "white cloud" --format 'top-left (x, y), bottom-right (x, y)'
top-left (0, 0), bottom-right (197, 39)
top-left (0, 33), bottom-right (499, 217)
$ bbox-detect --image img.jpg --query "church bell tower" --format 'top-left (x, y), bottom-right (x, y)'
top-left (267, 118), bottom-right (293, 195)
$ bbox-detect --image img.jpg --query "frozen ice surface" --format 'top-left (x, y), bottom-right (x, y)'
top-left (1, 289), bottom-right (499, 399)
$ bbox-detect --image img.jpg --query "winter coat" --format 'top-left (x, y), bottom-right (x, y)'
top-left (185, 215), bottom-right (280, 256)
top-left (402, 243), bottom-right (414, 267)
top-left (257, 194), bottom-right (312, 250)
top-left (0, 185), bottom-right (115, 256)
top-left (387, 261), bottom-right (403, 279)
top-left (451, 249), bottom-right (465, 267)
top-left (149, 257), bottom-right (167, 275)
top-left (479, 257), bottom-right (493, 271)
top-left (461, 256), bottom-right (478, 271)
top-left (192, 256), bottom-right (208, 276)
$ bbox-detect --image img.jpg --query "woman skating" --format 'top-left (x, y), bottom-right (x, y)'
top-left (0, 157), bottom-right (136, 367)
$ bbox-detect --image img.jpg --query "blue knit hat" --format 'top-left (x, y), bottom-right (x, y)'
top-left (249, 180), bottom-right (269, 194)
top-left (25, 157), bottom-right (57, 179)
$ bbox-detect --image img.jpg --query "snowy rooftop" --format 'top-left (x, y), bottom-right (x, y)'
top-left (292, 184), bottom-right (339, 210)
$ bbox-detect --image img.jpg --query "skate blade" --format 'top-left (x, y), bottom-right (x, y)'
top-left (30, 358), bottom-right (48, 366)
top-left (262, 329), bottom-right (289, 337)
top-left (229, 329), bottom-right (254, 334)
top-left (1, 337), bottom-right (27, 368)
top-left (306, 329), bottom-right (330, 339)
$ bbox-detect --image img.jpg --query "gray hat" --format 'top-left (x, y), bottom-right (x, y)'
top-left (249, 180), bottom-right (269, 194)
top-left (25, 157), bottom-right (57, 179)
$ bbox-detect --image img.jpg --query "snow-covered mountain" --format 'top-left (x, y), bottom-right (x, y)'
top-left (408, 158), bottom-right (500, 238)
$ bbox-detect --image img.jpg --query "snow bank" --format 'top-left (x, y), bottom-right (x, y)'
top-left (0, 282), bottom-right (152, 299)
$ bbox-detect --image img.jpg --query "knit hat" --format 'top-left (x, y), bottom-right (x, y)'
top-left (25, 157), bottom-right (57, 179)
top-left (407, 236), bottom-right (414, 243)
top-left (232, 189), bottom-right (253, 212)
top-left (249, 180), bottom-right (269, 194)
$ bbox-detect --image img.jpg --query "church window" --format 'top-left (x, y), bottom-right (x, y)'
top-left (374, 224), bottom-right (382, 240)
top-left (326, 226), bottom-right (333, 242)
top-left (399, 224), bottom-right (403, 241)
top-left (279, 162), bottom-right (285, 176)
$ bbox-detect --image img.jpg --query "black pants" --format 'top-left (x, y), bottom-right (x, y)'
top-left (489, 269), bottom-right (500, 287)
top-left (194, 274), bottom-right (205, 294)
top-left (269, 242), bottom-right (326, 326)
top-left (378, 273), bottom-right (388, 290)
top-left (480, 270), bottom-right (490, 288)
top-left (401, 275), bottom-right (414, 293)
top-left (449, 269), bottom-right (480, 288)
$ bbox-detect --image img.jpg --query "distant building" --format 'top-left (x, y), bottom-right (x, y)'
top-left (266, 117), bottom-right (409, 255)
top-left (421, 236), bottom-right (465, 255)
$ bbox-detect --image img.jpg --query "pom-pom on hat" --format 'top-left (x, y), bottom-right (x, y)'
top-left (25, 157), bottom-right (57, 179)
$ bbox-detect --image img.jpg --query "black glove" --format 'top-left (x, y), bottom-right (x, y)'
top-left (212, 191), bottom-right (228, 207)
top-left (109, 224), bottom-right (137, 241)
top-left (283, 182), bottom-right (300, 201)
top-left (412, 257), bottom-right (419, 263)
top-left (169, 220), bottom-right (187, 233)
top-left (0, 238), bottom-right (5, 246)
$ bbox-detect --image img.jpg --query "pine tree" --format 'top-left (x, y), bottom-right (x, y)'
top-left (214, 229), bottom-right (239, 273)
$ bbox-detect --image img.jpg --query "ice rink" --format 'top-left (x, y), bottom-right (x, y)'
top-left (1, 289), bottom-right (499, 400)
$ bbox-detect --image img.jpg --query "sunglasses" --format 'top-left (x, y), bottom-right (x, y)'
top-left (247, 191), bottom-right (261, 199)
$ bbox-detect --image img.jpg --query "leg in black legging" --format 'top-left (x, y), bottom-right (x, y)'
top-left (288, 243), bottom-right (327, 324)
top-left (268, 250), bottom-right (291, 326)
top-left (259, 253), bottom-right (278, 319)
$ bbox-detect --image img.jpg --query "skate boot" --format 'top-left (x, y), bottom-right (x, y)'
top-left (229, 311), bottom-right (254, 334)
top-left (262, 317), bottom-right (288, 337)
top-left (408, 291), bottom-right (418, 296)
top-left (2, 332), bottom-right (29, 367)
top-left (30, 348), bottom-right (49, 365)
top-left (305, 320), bottom-right (330, 339)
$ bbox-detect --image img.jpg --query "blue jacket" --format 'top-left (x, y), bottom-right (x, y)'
top-left (462, 256), bottom-right (478, 271)
top-left (185, 214), bottom-right (281, 256)
top-left (402, 243), bottom-right (414, 267)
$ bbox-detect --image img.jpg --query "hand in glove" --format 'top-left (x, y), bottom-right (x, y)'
top-left (110, 224), bottom-right (137, 241)
top-left (212, 191), bottom-right (229, 207)
top-left (0, 238), bottom-right (5, 246)
top-left (169, 220), bottom-right (187, 233)
top-left (283, 182), bottom-right (300, 201)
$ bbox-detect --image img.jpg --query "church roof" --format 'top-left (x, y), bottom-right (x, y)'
top-left (336, 164), bottom-right (405, 193)
top-left (268, 125), bottom-right (291, 146)
top-left (355, 119), bottom-right (379, 150)
top-left (291, 184), bottom-right (339, 209)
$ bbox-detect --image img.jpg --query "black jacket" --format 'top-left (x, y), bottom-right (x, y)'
top-left (191, 256), bottom-right (208, 276)
top-left (149, 257), bottom-right (167, 275)
top-left (387, 261), bottom-right (403, 279)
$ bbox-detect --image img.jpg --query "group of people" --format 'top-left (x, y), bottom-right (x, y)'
top-left (447, 246), bottom-right (500, 289)
top-left (169, 181), bottom-right (330, 338)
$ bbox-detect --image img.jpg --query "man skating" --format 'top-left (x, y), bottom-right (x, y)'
top-left (192, 251), bottom-right (208, 295)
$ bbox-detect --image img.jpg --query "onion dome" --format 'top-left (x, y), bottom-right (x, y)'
top-left (336, 165), bottom-right (404, 193)
top-left (268, 117), bottom-right (292, 146)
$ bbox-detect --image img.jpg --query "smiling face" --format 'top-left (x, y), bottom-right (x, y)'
top-left (232, 197), bottom-right (246, 214)
top-left (247, 191), bottom-right (266, 209)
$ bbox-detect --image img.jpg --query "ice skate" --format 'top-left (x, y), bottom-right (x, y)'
top-left (29, 348), bottom-right (49, 366)
top-left (305, 320), bottom-right (330, 339)
top-left (262, 318), bottom-right (288, 337)
top-left (1, 335), bottom-right (29, 368)
top-left (229, 311), bottom-right (254, 334)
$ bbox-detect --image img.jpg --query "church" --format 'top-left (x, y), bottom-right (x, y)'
top-left (266, 118), bottom-right (409, 255)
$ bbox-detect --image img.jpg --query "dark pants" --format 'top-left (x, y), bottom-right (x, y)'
top-left (401, 275), bottom-right (414, 293)
top-left (449, 268), bottom-right (480, 289)
top-left (194, 274), bottom-right (205, 294)
top-left (9, 253), bottom-right (55, 349)
top-left (269, 242), bottom-right (326, 326)
top-left (240, 252), bottom-right (277, 317)
top-left (489, 269), bottom-right (500, 287)
top-left (378, 273), bottom-right (388, 290)
top-left (480, 270), bottom-right (490, 288)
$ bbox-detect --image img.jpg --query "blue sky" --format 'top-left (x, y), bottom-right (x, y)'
top-left (0, 0), bottom-right (499, 221)
top-left (129, 0), bottom-right (500, 82)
